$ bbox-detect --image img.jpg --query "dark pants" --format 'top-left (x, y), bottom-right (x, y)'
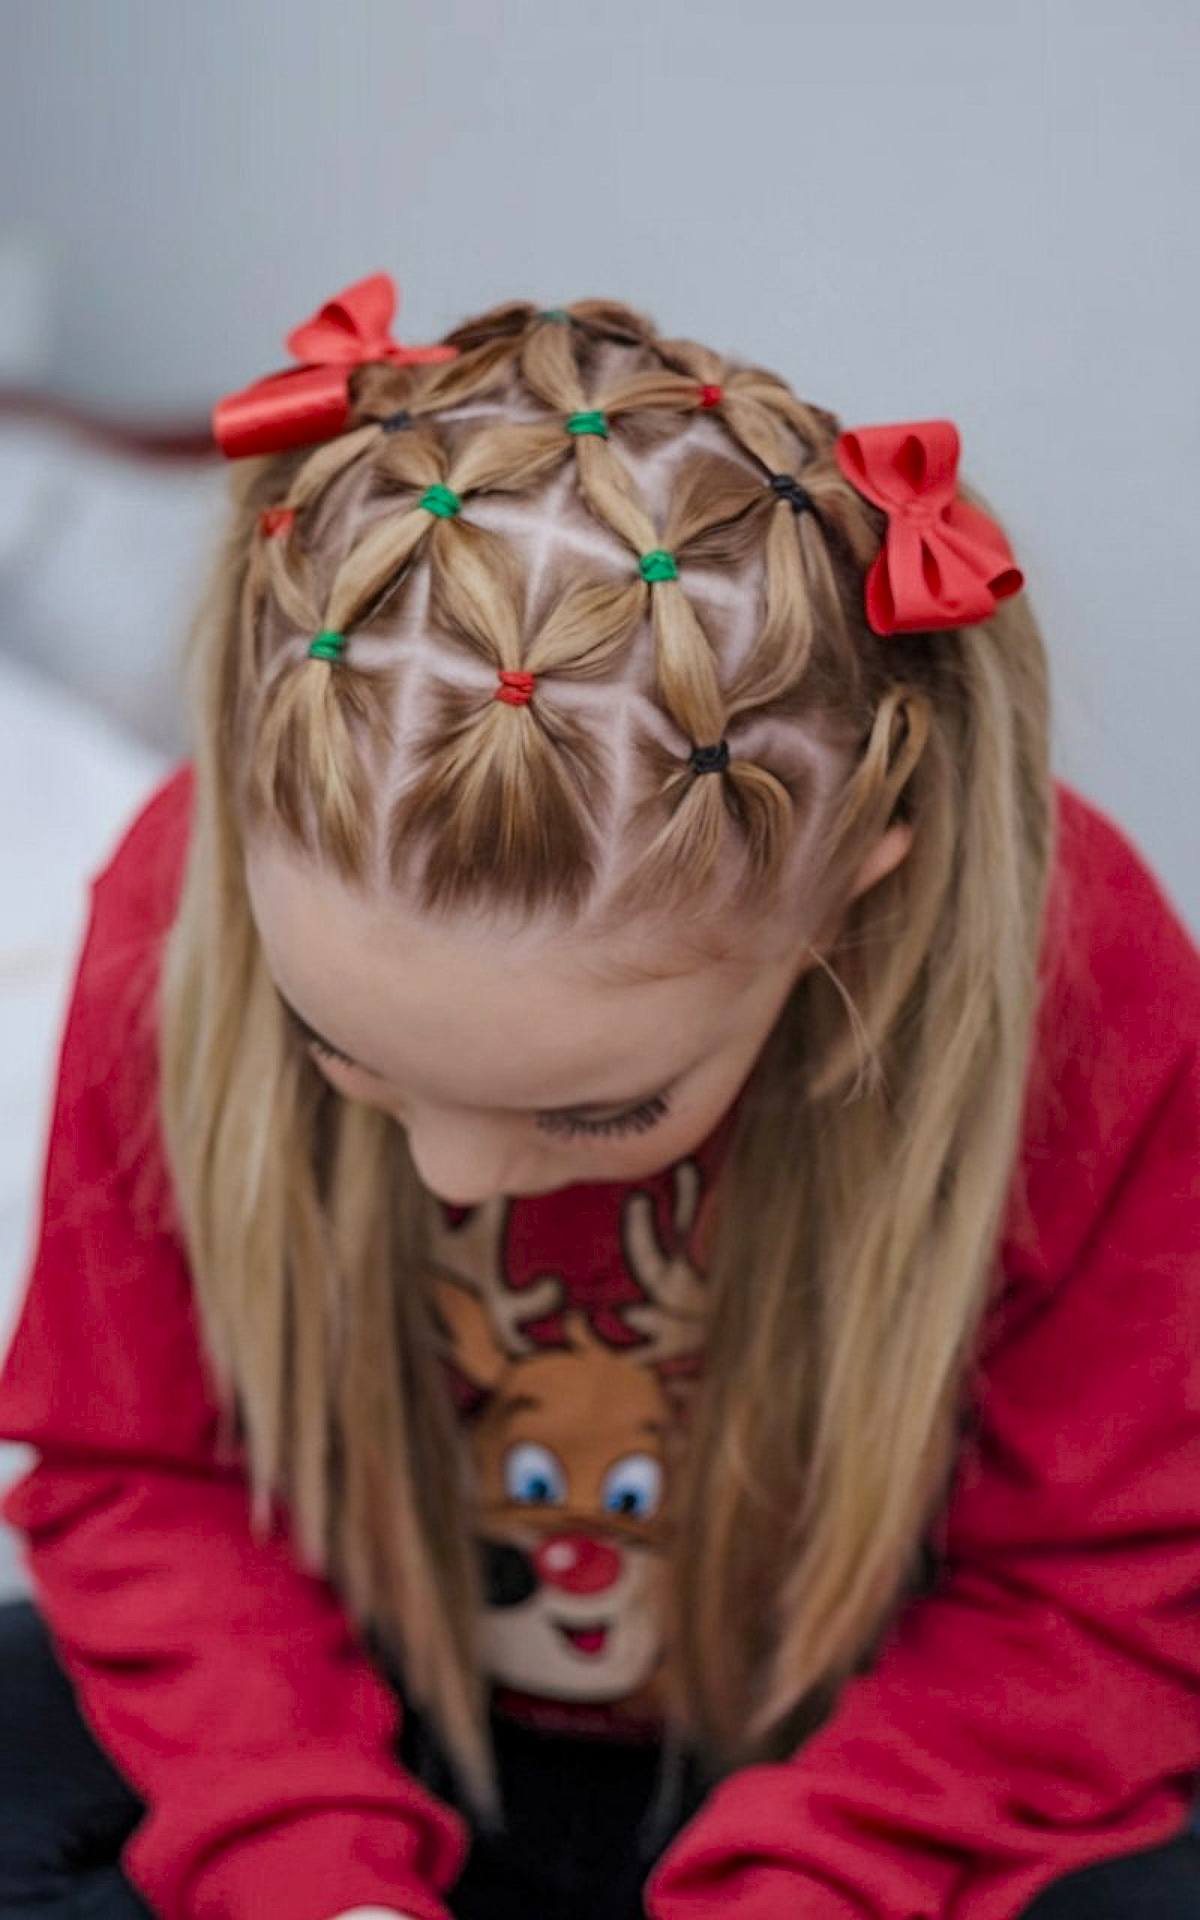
top-left (2, 1600), bottom-right (1199, 1920)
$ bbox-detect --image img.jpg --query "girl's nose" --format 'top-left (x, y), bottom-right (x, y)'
top-left (534, 1533), bottom-right (623, 1596)
top-left (402, 1107), bottom-right (520, 1208)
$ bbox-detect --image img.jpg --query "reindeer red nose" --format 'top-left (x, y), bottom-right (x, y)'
top-left (533, 1532), bottom-right (622, 1595)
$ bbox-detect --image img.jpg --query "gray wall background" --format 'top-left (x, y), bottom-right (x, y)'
top-left (4, 0), bottom-right (1198, 925)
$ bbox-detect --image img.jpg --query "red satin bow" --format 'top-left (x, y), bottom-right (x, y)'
top-left (212, 273), bottom-right (459, 459)
top-left (833, 419), bottom-right (1023, 635)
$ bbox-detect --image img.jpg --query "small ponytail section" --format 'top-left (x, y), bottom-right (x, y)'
top-left (386, 527), bottom-right (641, 914)
top-left (250, 640), bottom-right (394, 877)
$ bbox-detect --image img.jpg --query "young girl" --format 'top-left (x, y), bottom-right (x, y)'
top-left (0, 273), bottom-right (1197, 1920)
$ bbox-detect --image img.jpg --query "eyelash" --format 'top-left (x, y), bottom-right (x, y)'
top-left (305, 1037), bottom-right (671, 1141)
top-left (535, 1096), bottom-right (671, 1140)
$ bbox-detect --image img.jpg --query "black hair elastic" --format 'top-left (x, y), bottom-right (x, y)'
top-left (768, 472), bottom-right (816, 514)
top-left (380, 409), bottom-right (413, 433)
top-left (689, 740), bottom-right (730, 775)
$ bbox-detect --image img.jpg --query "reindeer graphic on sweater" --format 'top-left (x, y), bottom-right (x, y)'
top-left (426, 1161), bottom-right (714, 1716)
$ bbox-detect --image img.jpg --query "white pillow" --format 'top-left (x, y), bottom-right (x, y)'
top-left (0, 653), bottom-right (165, 1593)
top-left (0, 415), bottom-right (225, 754)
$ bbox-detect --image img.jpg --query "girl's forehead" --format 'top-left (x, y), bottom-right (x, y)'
top-left (245, 834), bottom-right (784, 997)
top-left (244, 836), bottom-right (797, 1109)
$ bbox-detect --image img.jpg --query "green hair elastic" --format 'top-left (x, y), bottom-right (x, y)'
top-left (566, 410), bottom-right (609, 439)
top-left (308, 629), bottom-right (345, 663)
top-left (639, 549), bottom-right (679, 585)
top-left (420, 484), bottom-right (462, 519)
top-left (538, 308), bottom-right (571, 323)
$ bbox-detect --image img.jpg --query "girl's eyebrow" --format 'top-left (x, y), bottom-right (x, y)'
top-left (277, 991), bottom-right (681, 1116)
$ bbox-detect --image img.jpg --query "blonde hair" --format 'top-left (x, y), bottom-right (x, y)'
top-left (159, 297), bottom-right (1055, 1815)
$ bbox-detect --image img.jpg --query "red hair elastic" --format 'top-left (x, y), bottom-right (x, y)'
top-left (258, 506), bottom-right (295, 539)
top-left (697, 384), bottom-right (723, 410)
top-left (495, 669), bottom-right (536, 707)
top-left (833, 419), bottom-right (1023, 636)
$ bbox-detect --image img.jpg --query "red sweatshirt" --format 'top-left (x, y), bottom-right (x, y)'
top-left (1, 765), bottom-right (1198, 1920)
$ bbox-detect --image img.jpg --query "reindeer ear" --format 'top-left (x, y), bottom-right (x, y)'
top-left (432, 1274), bottom-right (509, 1393)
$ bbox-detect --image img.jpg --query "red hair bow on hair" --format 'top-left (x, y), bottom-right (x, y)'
top-left (833, 419), bottom-right (1023, 635)
top-left (212, 272), bottom-right (459, 459)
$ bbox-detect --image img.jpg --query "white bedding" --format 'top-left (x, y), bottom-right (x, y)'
top-left (0, 652), bottom-right (165, 1592)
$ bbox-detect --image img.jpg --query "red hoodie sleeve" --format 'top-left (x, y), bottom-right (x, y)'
top-left (0, 773), bottom-right (468, 1920)
top-left (647, 789), bottom-right (1200, 1920)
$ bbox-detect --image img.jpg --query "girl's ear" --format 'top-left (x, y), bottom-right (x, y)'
top-left (850, 820), bottom-right (914, 903)
top-left (798, 820), bottom-right (916, 977)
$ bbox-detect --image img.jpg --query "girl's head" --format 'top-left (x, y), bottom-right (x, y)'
top-left (237, 299), bottom-right (921, 1201)
top-left (162, 287), bottom-right (1054, 1808)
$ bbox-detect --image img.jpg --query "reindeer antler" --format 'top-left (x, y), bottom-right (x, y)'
top-left (425, 1194), bottom-right (564, 1357)
top-left (619, 1160), bottom-right (711, 1364)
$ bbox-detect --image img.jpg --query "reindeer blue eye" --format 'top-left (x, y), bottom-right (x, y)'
top-left (601, 1453), bottom-right (662, 1518)
top-left (505, 1443), bottom-right (567, 1506)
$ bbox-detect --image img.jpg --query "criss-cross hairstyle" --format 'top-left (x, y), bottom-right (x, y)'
top-left (216, 273), bottom-right (1021, 921)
